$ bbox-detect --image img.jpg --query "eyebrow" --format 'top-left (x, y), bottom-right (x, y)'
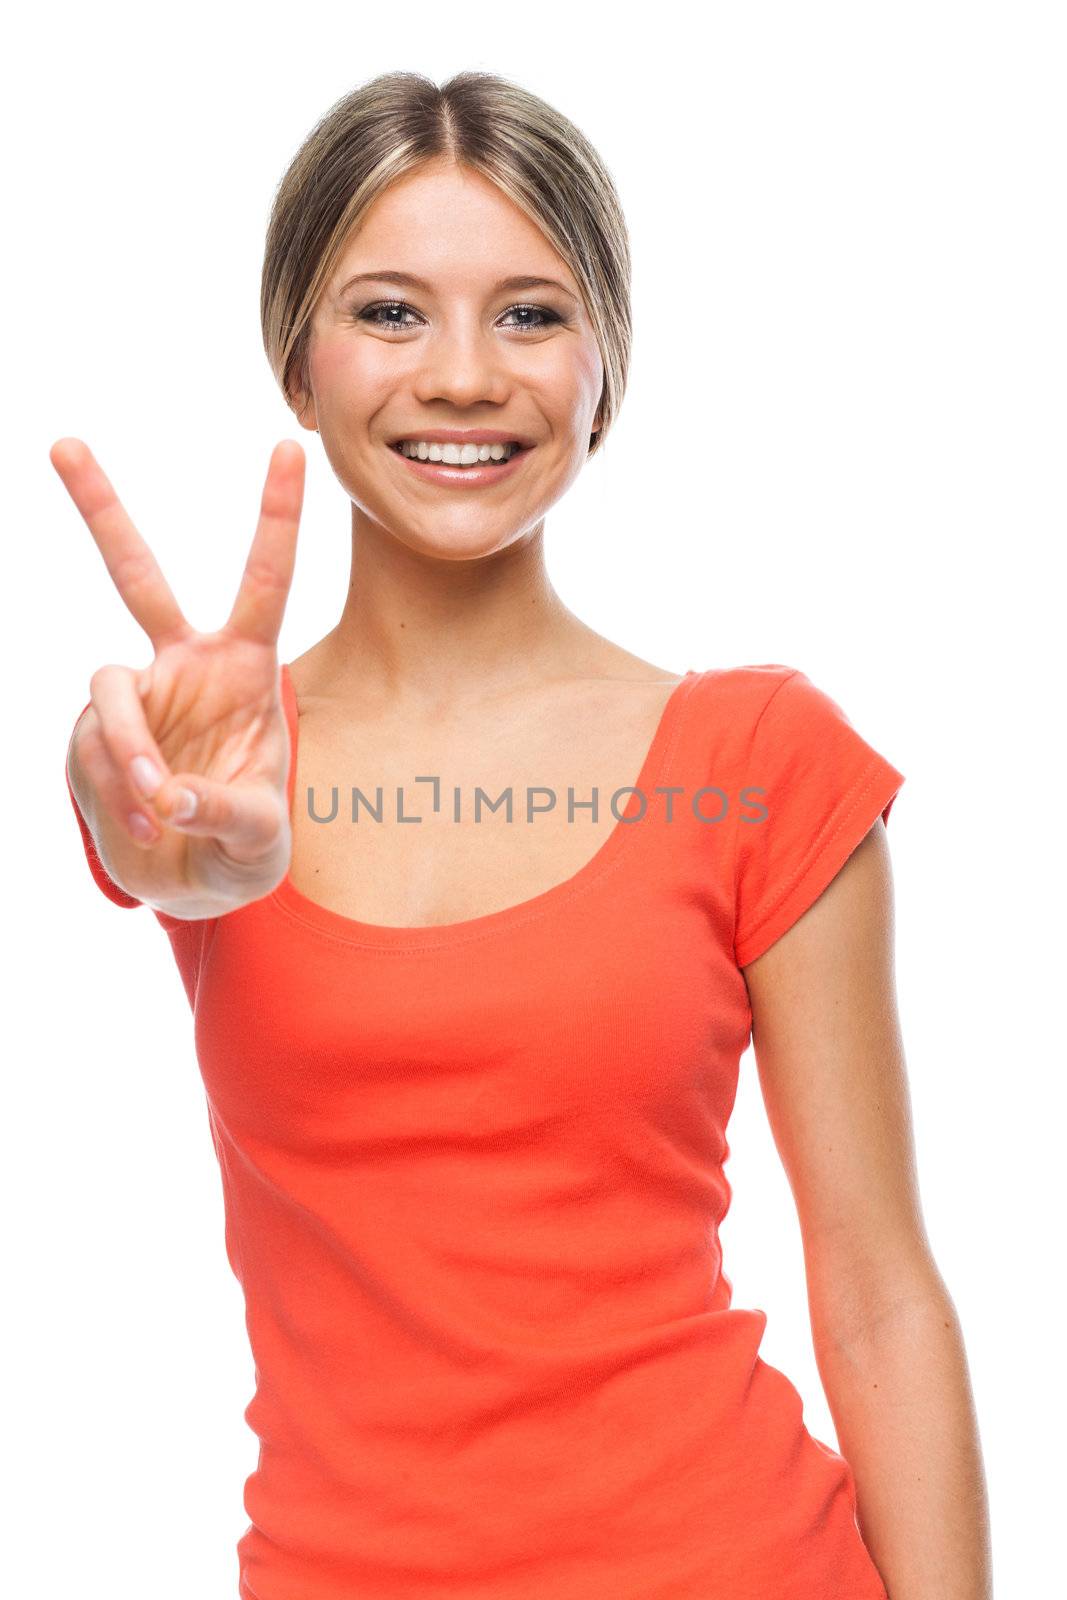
top-left (337, 269), bottom-right (579, 302)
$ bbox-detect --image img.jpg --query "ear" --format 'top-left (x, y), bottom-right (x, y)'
top-left (291, 387), bottom-right (319, 433)
top-left (288, 357), bottom-right (319, 432)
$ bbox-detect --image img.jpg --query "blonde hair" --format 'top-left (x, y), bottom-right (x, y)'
top-left (260, 70), bottom-right (631, 458)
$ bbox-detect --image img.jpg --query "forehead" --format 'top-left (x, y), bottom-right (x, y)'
top-left (329, 162), bottom-right (579, 294)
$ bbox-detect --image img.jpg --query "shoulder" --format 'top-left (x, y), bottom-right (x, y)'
top-left (690, 661), bottom-right (808, 725)
top-left (696, 662), bottom-right (864, 730)
top-left (695, 661), bottom-right (802, 693)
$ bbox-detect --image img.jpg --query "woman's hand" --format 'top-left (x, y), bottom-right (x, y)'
top-left (54, 437), bottom-right (305, 917)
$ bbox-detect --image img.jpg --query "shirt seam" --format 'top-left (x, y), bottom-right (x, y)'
top-left (268, 671), bottom-right (705, 954)
top-left (730, 669), bottom-right (803, 961)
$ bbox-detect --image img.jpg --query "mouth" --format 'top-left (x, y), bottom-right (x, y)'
top-left (388, 438), bottom-right (535, 488)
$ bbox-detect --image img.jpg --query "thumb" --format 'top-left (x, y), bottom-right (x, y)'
top-left (155, 774), bottom-right (287, 863)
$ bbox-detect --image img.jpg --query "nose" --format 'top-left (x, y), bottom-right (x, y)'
top-left (411, 320), bottom-right (511, 410)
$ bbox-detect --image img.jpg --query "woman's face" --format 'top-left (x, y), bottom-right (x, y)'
top-left (295, 158), bottom-right (605, 557)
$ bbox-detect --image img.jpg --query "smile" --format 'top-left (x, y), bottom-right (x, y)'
top-left (389, 440), bottom-right (533, 488)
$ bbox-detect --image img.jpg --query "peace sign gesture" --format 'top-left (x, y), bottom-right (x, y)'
top-left (55, 437), bottom-right (305, 916)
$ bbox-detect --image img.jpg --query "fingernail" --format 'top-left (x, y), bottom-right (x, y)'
top-left (128, 810), bottom-right (157, 842)
top-left (171, 788), bottom-right (198, 823)
top-left (130, 755), bottom-right (162, 798)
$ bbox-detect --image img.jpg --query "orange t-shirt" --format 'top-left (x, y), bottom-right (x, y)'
top-left (66, 662), bottom-right (904, 1599)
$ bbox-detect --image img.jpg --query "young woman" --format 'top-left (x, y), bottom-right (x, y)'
top-left (56, 70), bottom-right (990, 1600)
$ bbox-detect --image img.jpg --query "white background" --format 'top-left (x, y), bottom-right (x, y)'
top-left (6, 2), bottom-right (1063, 1594)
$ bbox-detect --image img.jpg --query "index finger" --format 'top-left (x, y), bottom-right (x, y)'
top-left (50, 438), bottom-right (190, 649)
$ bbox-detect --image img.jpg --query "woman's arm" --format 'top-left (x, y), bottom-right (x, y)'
top-left (742, 821), bottom-right (992, 1600)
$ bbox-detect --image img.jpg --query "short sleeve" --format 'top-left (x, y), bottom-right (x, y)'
top-left (65, 701), bottom-right (144, 909)
top-left (733, 668), bottom-right (905, 968)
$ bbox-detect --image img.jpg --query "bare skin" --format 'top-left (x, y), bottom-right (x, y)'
top-left (283, 637), bottom-right (684, 928)
top-left (56, 438), bottom-right (306, 919)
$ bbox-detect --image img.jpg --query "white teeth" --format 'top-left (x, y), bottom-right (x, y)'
top-left (396, 440), bottom-right (518, 465)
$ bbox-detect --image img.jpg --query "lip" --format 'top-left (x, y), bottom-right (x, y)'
top-left (389, 428), bottom-right (538, 448)
top-left (389, 439), bottom-right (533, 490)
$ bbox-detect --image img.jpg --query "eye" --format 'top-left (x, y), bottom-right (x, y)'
top-left (353, 300), bottom-right (563, 334)
top-left (355, 300), bottom-right (423, 331)
top-left (499, 304), bottom-right (562, 331)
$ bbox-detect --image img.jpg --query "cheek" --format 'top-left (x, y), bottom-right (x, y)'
top-left (308, 334), bottom-right (391, 416)
top-left (543, 341), bottom-right (604, 424)
top-left (578, 342), bottom-right (606, 410)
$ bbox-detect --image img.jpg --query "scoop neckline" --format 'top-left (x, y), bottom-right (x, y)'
top-left (269, 663), bottom-right (702, 950)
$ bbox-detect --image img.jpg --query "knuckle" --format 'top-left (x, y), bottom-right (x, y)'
top-left (240, 558), bottom-right (289, 595)
top-left (89, 663), bottom-right (123, 694)
top-left (111, 549), bottom-right (157, 593)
